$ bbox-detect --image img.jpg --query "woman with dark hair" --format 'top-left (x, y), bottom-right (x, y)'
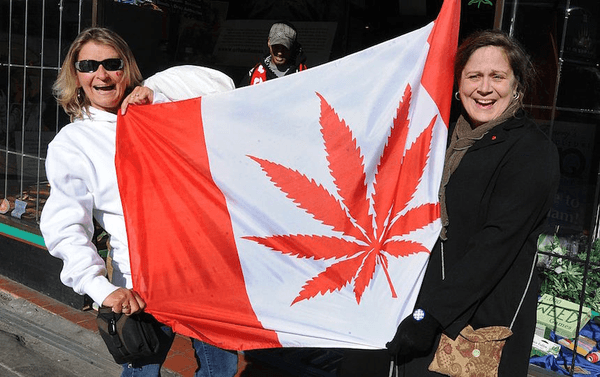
top-left (385, 28), bottom-right (560, 376)
top-left (41, 27), bottom-right (239, 377)
top-left (339, 29), bottom-right (560, 377)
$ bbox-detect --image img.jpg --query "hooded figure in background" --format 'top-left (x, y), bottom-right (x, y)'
top-left (241, 21), bottom-right (307, 86)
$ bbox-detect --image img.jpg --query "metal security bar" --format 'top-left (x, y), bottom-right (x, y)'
top-left (0, 0), bottom-right (90, 227)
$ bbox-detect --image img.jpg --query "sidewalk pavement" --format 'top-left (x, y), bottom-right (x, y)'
top-left (0, 274), bottom-right (208, 377)
top-left (0, 274), bottom-right (315, 377)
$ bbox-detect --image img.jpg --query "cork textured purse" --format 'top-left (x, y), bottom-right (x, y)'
top-left (425, 245), bottom-right (538, 377)
top-left (428, 324), bottom-right (513, 377)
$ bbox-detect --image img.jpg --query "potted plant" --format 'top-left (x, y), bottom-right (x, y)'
top-left (537, 233), bottom-right (600, 313)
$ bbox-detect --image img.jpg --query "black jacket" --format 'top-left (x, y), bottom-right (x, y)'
top-left (406, 111), bottom-right (560, 376)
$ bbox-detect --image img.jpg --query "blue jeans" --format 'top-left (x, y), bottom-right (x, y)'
top-left (192, 338), bottom-right (238, 377)
top-left (121, 325), bottom-right (238, 377)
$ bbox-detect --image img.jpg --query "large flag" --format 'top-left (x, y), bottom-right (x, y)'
top-left (116, 0), bottom-right (460, 351)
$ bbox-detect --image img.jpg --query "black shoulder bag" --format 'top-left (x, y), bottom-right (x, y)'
top-left (96, 307), bottom-right (162, 364)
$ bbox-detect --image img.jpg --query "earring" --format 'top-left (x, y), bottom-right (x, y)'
top-left (77, 87), bottom-right (86, 104)
top-left (454, 91), bottom-right (460, 101)
top-left (513, 92), bottom-right (520, 100)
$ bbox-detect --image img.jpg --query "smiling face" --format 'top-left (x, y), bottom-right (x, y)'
top-left (76, 42), bottom-right (128, 114)
top-left (458, 46), bottom-right (517, 127)
top-left (268, 42), bottom-right (292, 66)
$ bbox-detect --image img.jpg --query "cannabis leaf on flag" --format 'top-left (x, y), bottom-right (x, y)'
top-left (245, 87), bottom-right (439, 305)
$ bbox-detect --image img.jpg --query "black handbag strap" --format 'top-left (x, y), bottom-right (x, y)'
top-left (510, 250), bottom-right (537, 330)
top-left (441, 242), bottom-right (536, 330)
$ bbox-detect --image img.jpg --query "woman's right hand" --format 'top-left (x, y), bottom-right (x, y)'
top-left (102, 287), bottom-right (146, 315)
top-left (120, 86), bottom-right (154, 115)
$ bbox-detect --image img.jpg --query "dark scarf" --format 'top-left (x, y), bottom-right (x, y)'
top-left (439, 99), bottom-right (521, 240)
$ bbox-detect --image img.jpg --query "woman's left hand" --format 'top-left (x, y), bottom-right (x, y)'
top-left (386, 309), bottom-right (441, 357)
top-left (121, 86), bottom-right (154, 115)
top-left (102, 287), bottom-right (146, 316)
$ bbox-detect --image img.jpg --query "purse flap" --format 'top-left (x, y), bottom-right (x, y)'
top-left (460, 324), bottom-right (513, 342)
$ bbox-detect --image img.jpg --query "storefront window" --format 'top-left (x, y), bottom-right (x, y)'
top-left (502, 0), bottom-right (600, 237)
top-left (1, 0), bottom-right (86, 233)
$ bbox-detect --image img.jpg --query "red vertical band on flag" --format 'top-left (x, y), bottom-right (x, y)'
top-left (116, 98), bottom-right (281, 350)
top-left (422, 0), bottom-right (461, 127)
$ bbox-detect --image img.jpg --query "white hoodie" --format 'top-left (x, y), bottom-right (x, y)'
top-left (40, 66), bottom-right (235, 305)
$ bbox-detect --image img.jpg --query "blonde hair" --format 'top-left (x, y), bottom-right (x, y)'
top-left (53, 27), bottom-right (143, 121)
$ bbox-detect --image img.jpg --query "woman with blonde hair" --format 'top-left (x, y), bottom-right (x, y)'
top-left (41, 27), bottom-right (239, 377)
top-left (53, 27), bottom-right (145, 120)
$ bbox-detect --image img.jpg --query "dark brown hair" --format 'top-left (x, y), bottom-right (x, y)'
top-left (454, 29), bottom-right (535, 101)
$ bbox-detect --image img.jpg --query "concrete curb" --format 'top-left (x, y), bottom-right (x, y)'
top-left (0, 290), bottom-right (180, 377)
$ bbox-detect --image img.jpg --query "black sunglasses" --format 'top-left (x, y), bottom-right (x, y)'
top-left (74, 58), bottom-right (124, 73)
